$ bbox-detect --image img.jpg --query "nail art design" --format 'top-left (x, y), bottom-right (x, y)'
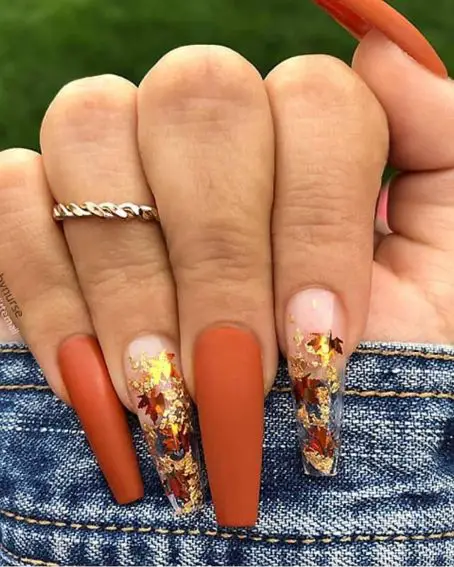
top-left (286, 289), bottom-right (346, 477)
top-left (128, 345), bottom-right (203, 515)
top-left (288, 326), bottom-right (344, 476)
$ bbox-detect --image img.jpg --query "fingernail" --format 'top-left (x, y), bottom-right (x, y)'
top-left (194, 326), bottom-right (264, 527)
top-left (313, 0), bottom-right (448, 78)
top-left (58, 335), bottom-right (144, 504)
top-left (286, 289), bottom-right (346, 476)
top-left (125, 335), bottom-right (203, 515)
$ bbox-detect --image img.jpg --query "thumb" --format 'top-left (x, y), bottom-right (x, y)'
top-left (352, 29), bottom-right (454, 171)
top-left (352, 28), bottom-right (454, 343)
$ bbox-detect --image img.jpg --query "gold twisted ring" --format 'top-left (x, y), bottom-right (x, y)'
top-left (53, 202), bottom-right (160, 222)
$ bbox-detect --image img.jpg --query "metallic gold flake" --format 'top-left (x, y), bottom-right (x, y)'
top-left (303, 447), bottom-right (335, 476)
top-left (287, 326), bottom-right (344, 476)
top-left (129, 350), bottom-right (203, 514)
top-left (294, 328), bottom-right (304, 347)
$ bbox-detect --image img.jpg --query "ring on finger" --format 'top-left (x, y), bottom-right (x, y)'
top-left (53, 201), bottom-right (160, 222)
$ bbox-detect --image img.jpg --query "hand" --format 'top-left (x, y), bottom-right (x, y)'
top-left (354, 30), bottom-right (454, 344)
top-left (0, 18), bottom-right (451, 528)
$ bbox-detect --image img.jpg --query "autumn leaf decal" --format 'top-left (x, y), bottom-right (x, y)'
top-left (329, 333), bottom-right (343, 355)
top-left (137, 390), bottom-right (166, 423)
top-left (307, 427), bottom-right (336, 458)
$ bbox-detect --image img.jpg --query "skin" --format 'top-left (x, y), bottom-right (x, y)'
top-left (0, 30), bottom-right (452, 413)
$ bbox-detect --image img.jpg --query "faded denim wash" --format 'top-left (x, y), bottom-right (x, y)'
top-left (1, 341), bottom-right (454, 566)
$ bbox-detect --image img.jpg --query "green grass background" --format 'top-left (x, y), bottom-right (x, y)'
top-left (0, 0), bottom-right (452, 150)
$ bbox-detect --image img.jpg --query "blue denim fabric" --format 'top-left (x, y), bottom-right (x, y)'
top-left (1, 341), bottom-right (454, 566)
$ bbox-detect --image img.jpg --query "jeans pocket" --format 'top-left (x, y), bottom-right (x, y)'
top-left (1, 342), bottom-right (454, 566)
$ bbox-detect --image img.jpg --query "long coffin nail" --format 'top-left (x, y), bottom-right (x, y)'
top-left (286, 289), bottom-right (346, 476)
top-left (312, 0), bottom-right (447, 78)
top-left (194, 326), bottom-right (263, 527)
top-left (58, 335), bottom-right (144, 504)
top-left (126, 335), bottom-right (203, 515)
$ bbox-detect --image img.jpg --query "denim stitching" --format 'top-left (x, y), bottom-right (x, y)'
top-left (348, 389), bottom-right (454, 400)
top-left (1, 509), bottom-right (454, 546)
top-left (0, 385), bottom-right (49, 391)
top-left (273, 387), bottom-right (454, 400)
top-left (0, 425), bottom-right (84, 435)
top-left (1, 346), bottom-right (454, 361)
top-left (356, 347), bottom-right (454, 361)
top-left (2, 384), bottom-right (454, 400)
top-left (0, 542), bottom-right (58, 566)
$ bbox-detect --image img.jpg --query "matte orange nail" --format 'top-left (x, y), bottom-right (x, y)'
top-left (58, 334), bottom-right (144, 504)
top-left (194, 326), bottom-right (264, 527)
top-left (312, 0), bottom-right (447, 78)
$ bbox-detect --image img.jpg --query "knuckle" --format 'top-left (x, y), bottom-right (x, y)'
top-left (0, 148), bottom-right (41, 190)
top-left (82, 253), bottom-right (171, 305)
top-left (267, 55), bottom-right (356, 102)
top-left (173, 221), bottom-right (262, 285)
top-left (276, 182), bottom-right (363, 250)
top-left (139, 45), bottom-right (263, 120)
top-left (41, 74), bottom-right (135, 140)
top-left (268, 53), bottom-right (388, 162)
top-left (268, 54), bottom-right (388, 135)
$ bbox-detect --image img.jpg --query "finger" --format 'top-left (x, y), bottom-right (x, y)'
top-left (353, 29), bottom-right (453, 171)
top-left (352, 31), bottom-right (454, 342)
top-left (0, 149), bottom-right (143, 504)
top-left (266, 55), bottom-right (388, 475)
top-left (138, 46), bottom-right (276, 526)
top-left (312, 0), bottom-right (447, 78)
top-left (40, 74), bottom-right (204, 515)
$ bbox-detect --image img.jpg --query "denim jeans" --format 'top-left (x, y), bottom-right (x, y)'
top-left (1, 341), bottom-right (454, 566)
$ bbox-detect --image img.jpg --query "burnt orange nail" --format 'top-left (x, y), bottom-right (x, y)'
top-left (194, 326), bottom-right (263, 527)
top-left (312, 0), bottom-right (447, 78)
top-left (58, 334), bottom-right (144, 504)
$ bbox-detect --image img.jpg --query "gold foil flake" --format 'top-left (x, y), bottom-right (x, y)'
top-left (289, 354), bottom-right (308, 379)
top-left (129, 349), bottom-right (203, 514)
top-left (316, 386), bottom-right (330, 408)
top-left (297, 405), bottom-right (310, 429)
top-left (303, 447), bottom-right (335, 476)
top-left (306, 334), bottom-right (330, 357)
top-left (294, 328), bottom-right (304, 347)
top-left (288, 331), bottom-right (344, 476)
top-left (137, 350), bottom-right (174, 386)
top-left (326, 365), bottom-right (340, 393)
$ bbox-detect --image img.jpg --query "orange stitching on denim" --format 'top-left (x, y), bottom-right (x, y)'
top-left (355, 347), bottom-right (454, 361)
top-left (2, 348), bottom-right (454, 395)
top-left (271, 386), bottom-right (454, 400)
top-left (0, 385), bottom-right (49, 391)
top-left (0, 542), bottom-right (58, 566)
top-left (2, 384), bottom-right (454, 400)
top-left (3, 345), bottom-right (454, 361)
top-left (348, 389), bottom-right (454, 400)
top-left (1, 509), bottom-right (454, 546)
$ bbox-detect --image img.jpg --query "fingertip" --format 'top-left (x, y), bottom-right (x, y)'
top-left (351, 29), bottom-right (454, 171)
top-left (313, 0), bottom-right (448, 78)
top-left (353, 29), bottom-right (447, 82)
